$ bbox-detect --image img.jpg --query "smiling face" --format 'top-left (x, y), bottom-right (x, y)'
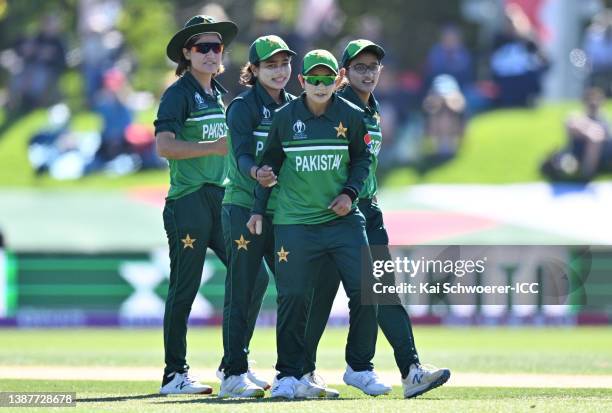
top-left (183, 33), bottom-right (224, 75)
top-left (345, 51), bottom-right (382, 96)
top-left (299, 65), bottom-right (339, 105)
top-left (253, 52), bottom-right (292, 91)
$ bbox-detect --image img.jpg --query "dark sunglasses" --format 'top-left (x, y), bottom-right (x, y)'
top-left (191, 42), bottom-right (223, 54)
top-left (303, 75), bottom-right (337, 86)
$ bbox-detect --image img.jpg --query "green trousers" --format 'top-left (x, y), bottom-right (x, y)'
top-left (220, 204), bottom-right (273, 376)
top-left (303, 198), bottom-right (420, 378)
top-left (162, 184), bottom-right (227, 375)
top-left (274, 211), bottom-right (378, 379)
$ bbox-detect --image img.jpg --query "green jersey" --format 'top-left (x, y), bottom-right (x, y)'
top-left (338, 85), bottom-right (382, 199)
top-left (253, 93), bottom-right (371, 225)
top-left (223, 81), bottom-right (295, 213)
top-left (154, 71), bottom-right (229, 200)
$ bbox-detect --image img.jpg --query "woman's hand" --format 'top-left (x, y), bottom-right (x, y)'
top-left (247, 214), bottom-right (264, 235)
top-left (254, 165), bottom-right (277, 187)
top-left (328, 194), bottom-right (352, 216)
top-left (210, 136), bottom-right (228, 156)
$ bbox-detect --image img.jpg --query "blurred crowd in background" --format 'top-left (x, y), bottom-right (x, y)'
top-left (0, 0), bottom-right (611, 181)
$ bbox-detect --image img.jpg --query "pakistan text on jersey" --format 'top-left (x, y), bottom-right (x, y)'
top-left (202, 122), bottom-right (228, 140)
top-left (295, 154), bottom-right (343, 172)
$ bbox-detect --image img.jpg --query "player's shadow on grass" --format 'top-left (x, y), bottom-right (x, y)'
top-left (77, 394), bottom-right (162, 403)
top-left (154, 396), bottom-right (361, 405)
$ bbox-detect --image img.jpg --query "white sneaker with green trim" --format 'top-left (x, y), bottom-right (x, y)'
top-left (219, 373), bottom-right (265, 398)
top-left (301, 371), bottom-right (339, 398)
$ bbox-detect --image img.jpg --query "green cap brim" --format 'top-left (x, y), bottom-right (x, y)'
top-left (303, 63), bottom-right (337, 75)
top-left (341, 43), bottom-right (385, 68)
top-left (255, 48), bottom-right (296, 64)
top-left (166, 21), bottom-right (238, 63)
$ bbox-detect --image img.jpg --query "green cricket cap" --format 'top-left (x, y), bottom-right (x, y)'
top-left (302, 49), bottom-right (338, 75)
top-left (340, 39), bottom-right (385, 68)
top-left (249, 35), bottom-right (296, 64)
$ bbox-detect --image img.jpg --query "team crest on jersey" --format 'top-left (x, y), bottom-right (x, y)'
top-left (194, 92), bottom-right (208, 109)
top-left (292, 119), bottom-right (307, 139)
top-left (364, 133), bottom-right (374, 153)
top-left (261, 106), bottom-right (272, 125)
top-left (364, 133), bottom-right (381, 155)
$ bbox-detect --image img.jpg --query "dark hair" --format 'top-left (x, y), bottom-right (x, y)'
top-left (336, 76), bottom-right (349, 91)
top-left (239, 62), bottom-right (259, 87)
top-left (175, 36), bottom-right (226, 77)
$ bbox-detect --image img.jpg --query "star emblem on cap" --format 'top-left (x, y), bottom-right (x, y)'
top-left (181, 234), bottom-right (196, 249)
top-left (235, 234), bottom-right (250, 251)
top-left (277, 246), bottom-right (290, 262)
top-left (335, 122), bottom-right (348, 138)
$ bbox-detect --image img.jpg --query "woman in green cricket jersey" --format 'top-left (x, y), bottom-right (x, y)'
top-left (247, 49), bottom-right (390, 399)
top-left (217, 35), bottom-right (297, 398)
top-left (154, 15), bottom-right (236, 395)
top-left (304, 39), bottom-right (451, 399)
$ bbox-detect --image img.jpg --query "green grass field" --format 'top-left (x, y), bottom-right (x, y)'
top-left (1, 327), bottom-right (611, 412)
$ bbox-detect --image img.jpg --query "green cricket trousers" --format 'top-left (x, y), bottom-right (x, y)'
top-left (162, 184), bottom-right (267, 375)
top-left (274, 210), bottom-right (378, 379)
top-left (220, 204), bottom-right (273, 376)
top-left (303, 198), bottom-right (420, 378)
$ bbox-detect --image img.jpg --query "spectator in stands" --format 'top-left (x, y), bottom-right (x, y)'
top-left (87, 68), bottom-right (133, 172)
top-left (583, 9), bottom-right (612, 97)
top-left (542, 87), bottom-right (611, 181)
top-left (87, 68), bottom-right (165, 175)
top-left (422, 74), bottom-right (466, 159)
top-left (425, 25), bottom-right (474, 90)
top-left (80, 28), bottom-right (126, 107)
top-left (489, 3), bottom-right (549, 108)
top-left (7, 15), bottom-right (67, 113)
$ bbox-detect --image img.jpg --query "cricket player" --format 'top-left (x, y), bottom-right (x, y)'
top-left (303, 39), bottom-right (451, 398)
top-left (247, 50), bottom-right (390, 399)
top-left (154, 14), bottom-right (243, 395)
top-left (218, 35), bottom-right (296, 398)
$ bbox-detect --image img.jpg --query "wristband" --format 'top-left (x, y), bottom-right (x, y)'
top-left (341, 187), bottom-right (358, 202)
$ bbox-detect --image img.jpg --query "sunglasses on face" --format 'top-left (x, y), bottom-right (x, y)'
top-left (348, 63), bottom-right (382, 75)
top-left (191, 42), bottom-right (223, 54)
top-left (303, 75), bottom-right (337, 86)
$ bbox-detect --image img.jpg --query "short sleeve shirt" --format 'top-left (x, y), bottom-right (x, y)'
top-left (154, 71), bottom-right (229, 200)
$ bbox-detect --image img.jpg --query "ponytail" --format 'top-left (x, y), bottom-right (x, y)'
top-left (239, 62), bottom-right (258, 86)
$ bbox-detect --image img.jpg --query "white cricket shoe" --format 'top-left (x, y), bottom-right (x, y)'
top-left (270, 376), bottom-right (298, 399)
top-left (247, 362), bottom-right (271, 390)
top-left (301, 371), bottom-right (339, 398)
top-left (402, 363), bottom-right (451, 398)
top-left (343, 366), bottom-right (392, 396)
top-left (294, 374), bottom-right (326, 398)
top-left (159, 371), bottom-right (212, 395)
top-left (218, 373), bottom-right (265, 398)
top-left (216, 363), bottom-right (271, 391)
